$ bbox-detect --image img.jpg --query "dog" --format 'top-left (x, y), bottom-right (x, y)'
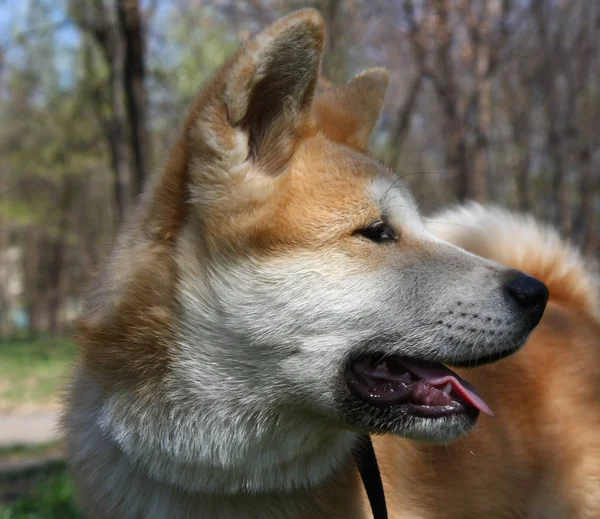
top-left (372, 204), bottom-right (600, 518)
top-left (63, 10), bottom-right (551, 518)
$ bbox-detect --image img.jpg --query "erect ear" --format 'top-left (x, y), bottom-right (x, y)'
top-left (313, 68), bottom-right (389, 152)
top-left (185, 9), bottom-right (324, 185)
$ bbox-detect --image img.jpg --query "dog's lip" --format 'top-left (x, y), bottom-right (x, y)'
top-left (446, 343), bottom-right (523, 368)
top-left (345, 354), bottom-right (493, 417)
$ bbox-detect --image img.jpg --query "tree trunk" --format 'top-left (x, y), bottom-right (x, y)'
top-left (511, 108), bottom-right (531, 212)
top-left (471, 81), bottom-right (490, 203)
top-left (471, 19), bottom-right (491, 203)
top-left (389, 76), bottom-right (422, 170)
top-left (105, 39), bottom-right (130, 221)
top-left (117, 0), bottom-right (150, 197)
top-left (548, 126), bottom-right (569, 233)
top-left (576, 148), bottom-right (596, 255)
top-left (75, 0), bottom-right (131, 223)
top-left (24, 227), bottom-right (41, 337)
top-left (516, 148), bottom-right (531, 212)
top-left (108, 38), bottom-right (130, 220)
top-left (431, 0), bottom-right (472, 202)
top-left (45, 178), bottom-right (73, 336)
top-left (315, 0), bottom-right (345, 83)
top-left (449, 125), bottom-right (471, 202)
top-left (0, 167), bottom-right (8, 337)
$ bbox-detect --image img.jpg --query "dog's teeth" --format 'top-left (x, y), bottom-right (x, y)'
top-left (442, 382), bottom-right (452, 395)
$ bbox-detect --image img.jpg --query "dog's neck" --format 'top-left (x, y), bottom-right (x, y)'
top-left (67, 373), bottom-right (369, 518)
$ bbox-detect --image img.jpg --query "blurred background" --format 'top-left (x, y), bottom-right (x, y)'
top-left (0, 0), bottom-right (598, 516)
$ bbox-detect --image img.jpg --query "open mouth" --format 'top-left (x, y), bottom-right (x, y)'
top-left (346, 355), bottom-right (493, 419)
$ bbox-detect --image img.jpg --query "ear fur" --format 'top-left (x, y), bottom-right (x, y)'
top-left (185, 9), bottom-right (325, 185)
top-left (225, 9), bottom-right (325, 129)
top-left (313, 68), bottom-right (389, 152)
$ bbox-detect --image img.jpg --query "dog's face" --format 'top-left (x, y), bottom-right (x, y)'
top-left (177, 136), bottom-right (542, 443)
top-left (168, 9), bottom-right (548, 449)
top-left (79, 10), bottom-right (548, 495)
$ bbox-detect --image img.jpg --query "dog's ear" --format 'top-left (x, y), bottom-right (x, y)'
top-left (185, 9), bottom-right (325, 183)
top-left (313, 68), bottom-right (389, 152)
top-left (142, 10), bottom-right (324, 239)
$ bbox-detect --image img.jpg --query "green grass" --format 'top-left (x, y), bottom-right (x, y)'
top-left (0, 337), bottom-right (77, 410)
top-left (0, 463), bottom-right (80, 519)
top-left (0, 443), bottom-right (64, 463)
top-left (0, 338), bottom-right (80, 516)
top-left (0, 442), bottom-right (80, 519)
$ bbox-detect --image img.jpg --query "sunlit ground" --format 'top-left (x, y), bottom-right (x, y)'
top-left (0, 337), bottom-right (76, 412)
top-left (0, 338), bottom-right (79, 517)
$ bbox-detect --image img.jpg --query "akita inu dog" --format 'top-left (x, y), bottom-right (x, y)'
top-left (377, 204), bottom-right (600, 518)
top-left (63, 10), bottom-right (550, 518)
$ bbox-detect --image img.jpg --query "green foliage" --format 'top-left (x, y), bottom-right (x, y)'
top-left (166, 15), bottom-right (237, 104)
top-left (0, 465), bottom-right (80, 519)
top-left (149, 6), bottom-right (238, 130)
top-left (0, 0), bottom-right (107, 235)
top-left (0, 337), bottom-right (77, 410)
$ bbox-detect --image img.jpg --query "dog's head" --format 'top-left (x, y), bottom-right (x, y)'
top-left (78, 9), bottom-right (548, 493)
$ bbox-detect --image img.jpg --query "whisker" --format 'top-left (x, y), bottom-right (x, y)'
top-left (444, 442), bottom-right (459, 469)
top-left (381, 203), bottom-right (419, 213)
top-left (379, 176), bottom-right (404, 208)
top-left (459, 434), bottom-right (476, 456)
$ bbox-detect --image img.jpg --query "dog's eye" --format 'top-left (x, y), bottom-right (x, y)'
top-left (355, 220), bottom-right (397, 243)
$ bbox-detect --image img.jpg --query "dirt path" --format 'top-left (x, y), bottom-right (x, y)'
top-left (0, 411), bottom-right (60, 447)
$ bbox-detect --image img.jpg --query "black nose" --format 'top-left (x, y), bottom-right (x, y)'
top-left (504, 273), bottom-right (549, 327)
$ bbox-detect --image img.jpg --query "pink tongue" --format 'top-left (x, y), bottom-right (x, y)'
top-left (402, 359), bottom-right (494, 416)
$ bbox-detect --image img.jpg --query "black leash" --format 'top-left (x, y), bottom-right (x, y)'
top-left (353, 434), bottom-right (388, 519)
